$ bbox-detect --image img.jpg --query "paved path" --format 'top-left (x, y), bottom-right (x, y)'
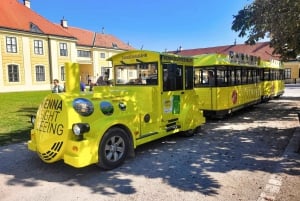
top-left (0, 85), bottom-right (299, 201)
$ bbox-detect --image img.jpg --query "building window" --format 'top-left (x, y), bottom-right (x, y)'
top-left (35, 65), bottom-right (45, 81)
top-left (61, 66), bottom-right (65, 81)
top-left (285, 68), bottom-right (291, 79)
top-left (59, 43), bottom-right (68, 56)
top-left (77, 50), bottom-right (91, 57)
top-left (34, 40), bottom-right (44, 55)
top-left (100, 52), bottom-right (106, 58)
top-left (8, 64), bottom-right (19, 82)
top-left (6, 37), bottom-right (17, 53)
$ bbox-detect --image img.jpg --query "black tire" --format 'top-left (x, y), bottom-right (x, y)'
top-left (181, 129), bottom-right (195, 137)
top-left (98, 127), bottom-right (129, 170)
top-left (180, 126), bottom-right (201, 137)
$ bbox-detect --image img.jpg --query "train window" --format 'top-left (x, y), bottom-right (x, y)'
top-left (194, 68), bottom-right (201, 87)
top-left (241, 68), bottom-right (248, 84)
top-left (235, 68), bottom-right (241, 85)
top-left (225, 68), bottom-right (232, 86)
top-left (193, 67), bottom-right (215, 87)
top-left (163, 63), bottom-right (183, 91)
top-left (259, 69), bottom-right (264, 81)
top-left (229, 68), bottom-right (236, 86)
top-left (275, 70), bottom-right (280, 80)
top-left (207, 70), bottom-right (215, 86)
top-left (248, 69), bottom-right (254, 84)
top-left (253, 69), bottom-right (260, 83)
top-left (185, 66), bottom-right (194, 90)
top-left (270, 70), bottom-right (276, 81)
top-left (264, 69), bottom-right (270, 81)
top-left (216, 67), bottom-right (228, 86)
top-left (115, 62), bottom-right (158, 85)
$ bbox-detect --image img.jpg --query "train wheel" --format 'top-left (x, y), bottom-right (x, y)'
top-left (98, 127), bottom-right (129, 170)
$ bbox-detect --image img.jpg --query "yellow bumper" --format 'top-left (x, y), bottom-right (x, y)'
top-left (63, 139), bottom-right (97, 168)
top-left (28, 130), bottom-right (37, 151)
top-left (28, 128), bottom-right (97, 168)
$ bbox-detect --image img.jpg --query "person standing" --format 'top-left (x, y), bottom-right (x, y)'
top-left (80, 81), bottom-right (86, 91)
top-left (52, 79), bottom-right (64, 93)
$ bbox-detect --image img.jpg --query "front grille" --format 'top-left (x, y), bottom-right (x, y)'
top-left (165, 118), bottom-right (181, 132)
top-left (39, 141), bottom-right (63, 161)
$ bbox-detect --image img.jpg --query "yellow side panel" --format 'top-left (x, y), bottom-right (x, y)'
top-left (196, 84), bottom-right (261, 111)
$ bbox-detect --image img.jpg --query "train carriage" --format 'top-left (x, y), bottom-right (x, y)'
top-left (261, 59), bottom-right (285, 101)
top-left (28, 50), bottom-right (205, 170)
top-left (193, 53), bottom-right (267, 118)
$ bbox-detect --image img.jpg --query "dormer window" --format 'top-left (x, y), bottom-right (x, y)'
top-left (112, 43), bottom-right (118, 49)
top-left (30, 22), bottom-right (43, 33)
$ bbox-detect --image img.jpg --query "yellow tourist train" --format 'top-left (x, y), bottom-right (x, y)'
top-left (28, 50), bottom-right (206, 169)
top-left (193, 52), bottom-right (285, 118)
top-left (28, 50), bottom-right (284, 169)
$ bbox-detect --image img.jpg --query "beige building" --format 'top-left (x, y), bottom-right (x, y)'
top-left (0, 0), bottom-right (134, 92)
top-left (284, 61), bottom-right (300, 83)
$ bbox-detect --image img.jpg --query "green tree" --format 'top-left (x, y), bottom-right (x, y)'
top-left (232, 0), bottom-right (300, 60)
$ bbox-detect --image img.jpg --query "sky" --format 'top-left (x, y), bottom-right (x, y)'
top-left (28, 0), bottom-right (256, 52)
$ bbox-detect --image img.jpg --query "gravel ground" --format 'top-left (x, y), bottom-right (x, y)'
top-left (0, 85), bottom-right (299, 201)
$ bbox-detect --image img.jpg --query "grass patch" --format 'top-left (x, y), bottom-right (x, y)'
top-left (0, 91), bottom-right (49, 146)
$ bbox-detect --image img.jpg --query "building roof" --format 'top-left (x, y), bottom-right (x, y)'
top-left (0, 0), bottom-right (74, 38)
top-left (0, 0), bottom-right (135, 50)
top-left (61, 26), bottom-right (134, 50)
top-left (60, 26), bottom-right (95, 46)
top-left (93, 32), bottom-right (134, 50)
top-left (172, 42), bottom-right (280, 61)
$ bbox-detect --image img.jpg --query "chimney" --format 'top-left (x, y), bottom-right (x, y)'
top-left (24, 0), bottom-right (30, 8)
top-left (61, 17), bottom-right (68, 28)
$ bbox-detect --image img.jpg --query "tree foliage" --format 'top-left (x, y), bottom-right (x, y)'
top-left (232, 0), bottom-right (300, 60)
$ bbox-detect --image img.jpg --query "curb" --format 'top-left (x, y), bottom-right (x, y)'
top-left (257, 126), bottom-right (300, 201)
top-left (283, 126), bottom-right (300, 156)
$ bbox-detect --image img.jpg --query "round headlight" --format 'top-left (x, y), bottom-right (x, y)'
top-left (73, 98), bottom-right (94, 116)
top-left (100, 101), bottom-right (114, 115)
top-left (30, 115), bottom-right (36, 125)
top-left (72, 124), bottom-right (81, 136)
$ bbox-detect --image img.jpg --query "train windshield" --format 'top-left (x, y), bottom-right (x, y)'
top-left (115, 62), bottom-right (158, 85)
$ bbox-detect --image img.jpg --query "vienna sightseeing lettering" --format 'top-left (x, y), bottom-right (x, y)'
top-left (37, 98), bottom-right (64, 135)
top-left (43, 98), bottom-right (63, 110)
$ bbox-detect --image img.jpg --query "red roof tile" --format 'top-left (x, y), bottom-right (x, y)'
top-left (0, 0), bottom-right (134, 50)
top-left (93, 33), bottom-right (134, 50)
top-left (60, 25), bottom-right (135, 50)
top-left (0, 0), bottom-right (74, 38)
top-left (172, 42), bottom-right (280, 61)
top-left (58, 26), bottom-right (95, 46)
